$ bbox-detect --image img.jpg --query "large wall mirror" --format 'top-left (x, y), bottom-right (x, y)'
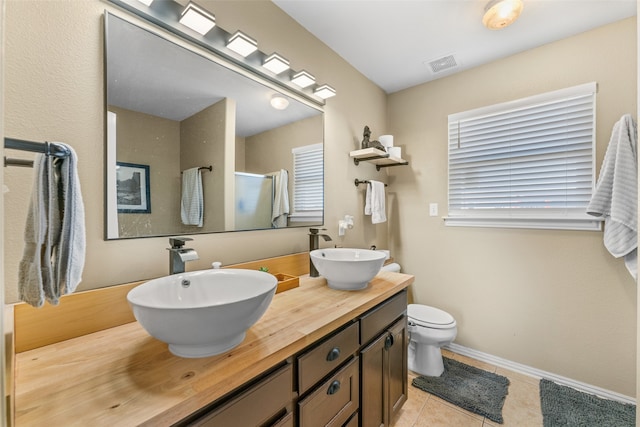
top-left (105, 13), bottom-right (324, 239)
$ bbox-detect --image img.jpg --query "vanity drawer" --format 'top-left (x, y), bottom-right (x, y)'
top-left (187, 363), bottom-right (292, 426)
top-left (360, 290), bottom-right (407, 345)
top-left (297, 321), bottom-right (359, 395)
top-left (298, 357), bottom-right (360, 427)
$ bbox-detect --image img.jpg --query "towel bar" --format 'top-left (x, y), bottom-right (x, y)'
top-left (5, 138), bottom-right (71, 158)
top-left (181, 165), bottom-right (213, 174)
top-left (4, 157), bottom-right (34, 168)
top-left (4, 137), bottom-right (71, 168)
top-left (354, 179), bottom-right (388, 187)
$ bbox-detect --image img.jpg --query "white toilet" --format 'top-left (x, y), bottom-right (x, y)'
top-left (407, 304), bottom-right (457, 377)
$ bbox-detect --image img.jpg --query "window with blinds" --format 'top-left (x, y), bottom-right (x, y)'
top-left (290, 143), bottom-right (324, 222)
top-left (446, 82), bottom-right (602, 230)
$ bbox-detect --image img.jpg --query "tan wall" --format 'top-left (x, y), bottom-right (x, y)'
top-left (110, 106), bottom-right (181, 237)
top-left (3, 0), bottom-right (388, 303)
top-left (180, 99), bottom-right (230, 232)
top-left (245, 115), bottom-right (323, 175)
top-left (236, 136), bottom-right (246, 171)
top-left (388, 17), bottom-right (637, 396)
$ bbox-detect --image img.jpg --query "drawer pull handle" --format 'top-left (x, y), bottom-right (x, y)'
top-left (327, 380), bottom-right (341, 395)
top-left (326, 347), bottom-right (341, 362)
top-left (384, 334), bottom-right (394, 350)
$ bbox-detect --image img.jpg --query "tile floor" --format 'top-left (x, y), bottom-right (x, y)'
top-left (393, 349), bottom-right (544, 427)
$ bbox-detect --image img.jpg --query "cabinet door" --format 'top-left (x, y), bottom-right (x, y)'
top-left (360, 316), bottom-right (408, 427)
top-left (386, 317), bottom-right (408, 423)
top-left (360, 332), bottom-right (386, 427)
top-left (298, 357), bottom-right (360, 427)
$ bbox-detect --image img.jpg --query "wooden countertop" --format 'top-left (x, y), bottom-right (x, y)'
top-left (14, 272), bottom-right (413, 426)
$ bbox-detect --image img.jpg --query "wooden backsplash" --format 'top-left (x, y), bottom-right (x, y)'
top-left (13, 252), bottom-right (310, 353)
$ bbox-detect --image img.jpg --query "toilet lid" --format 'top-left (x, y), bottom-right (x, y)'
top-left (408, 304), bottom-right (456, 329)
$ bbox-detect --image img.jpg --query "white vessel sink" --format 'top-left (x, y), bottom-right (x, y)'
top-left (127, 269), bottom-right (277, 358)
top-left (310, 248), bottom-right (387, 290)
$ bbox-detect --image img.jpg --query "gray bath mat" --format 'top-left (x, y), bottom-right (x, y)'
top-left (540, 379), bottom-right (636, 427)
top-left (411, 357), bottom-right (510, 423)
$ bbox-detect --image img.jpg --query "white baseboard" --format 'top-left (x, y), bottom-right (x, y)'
top-left (445, 343), bottom-right (636, 406)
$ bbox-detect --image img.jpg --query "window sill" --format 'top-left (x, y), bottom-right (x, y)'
top-left (443, 216), bottom-right (603, 231)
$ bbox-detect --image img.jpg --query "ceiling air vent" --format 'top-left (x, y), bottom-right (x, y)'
top-left (426, 54), bottom-right (458, 74)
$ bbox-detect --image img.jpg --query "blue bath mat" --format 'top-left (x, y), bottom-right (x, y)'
top-left (411, 357), bottom-right (510, 423)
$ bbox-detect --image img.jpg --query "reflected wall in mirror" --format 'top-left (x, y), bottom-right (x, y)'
top-left (105, 13), bottom-right (324, 239)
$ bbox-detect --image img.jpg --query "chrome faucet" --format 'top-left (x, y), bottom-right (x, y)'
top-left (168, 237), bottom-right (199, 275)
top-left (309, 228), bottom-right (332, 277)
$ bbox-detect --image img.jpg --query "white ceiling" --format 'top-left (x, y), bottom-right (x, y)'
top-left (273, 0), bottom-right (637, 94)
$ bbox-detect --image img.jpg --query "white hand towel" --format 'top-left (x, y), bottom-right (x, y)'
top-left (271, 169), bottom-right (289, 228)
top-left (365, 180), bottom-right (387, 224)
top-left (587, 114), bottom-right (638, 279)
top-left (19, 143), bottom-right (86, 307)
top-left (181, 168), bottom-right (203, 227)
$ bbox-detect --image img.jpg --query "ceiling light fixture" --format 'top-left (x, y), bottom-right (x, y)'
top-left (482, 0), bottom-right (523, 30)
top-left (314, 84), bottom-right (336, 100)
top-left (263, 53), bottom-right (290, 75)
top-left (227, 31), bottom-right (258, 57)
top-left (136, 0), bottom-right (154, 6)
top-left (291, 70), bottom-right (316, 88)
top-left (270, 94), bottom-right (290, 110)
top-left (178, 2), bottom-right (216, 35)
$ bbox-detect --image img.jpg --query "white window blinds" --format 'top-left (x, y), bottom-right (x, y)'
top-left (290, 143), bottom-right (323, 222)
top-left (446, 82), bottom-right (601, 230)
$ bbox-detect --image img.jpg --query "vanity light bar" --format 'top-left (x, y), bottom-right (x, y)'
top-left (227, 31), bottom-right (258, 57)
top-left (179, 2), bottom-right (216, 35)
top-left (263, 53), bottom-right (290, 75)
top-left (314, 84), bottom-right (336, 100)
top-left (291, 70), bottom-right (316, 88)
top-left (107, 0), bottom-right (337, 103)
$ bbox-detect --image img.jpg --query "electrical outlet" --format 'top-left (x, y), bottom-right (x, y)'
top-left (429, 203), bottom-right (438, 217)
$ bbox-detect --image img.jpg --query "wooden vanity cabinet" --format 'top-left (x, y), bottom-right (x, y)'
top-left (178, 289), bottom-right (408, 427)
top-left (359, 292), bottom-right (408, 427)
top-left (296, 290), bottom-right (408, 427)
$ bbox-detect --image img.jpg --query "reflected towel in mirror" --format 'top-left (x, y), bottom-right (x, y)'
top-left (181, 167), bottom-right (203, 227)
top-left (269, 169), bottom-right (289, 228)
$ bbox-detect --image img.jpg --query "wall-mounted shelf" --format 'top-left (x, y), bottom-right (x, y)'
top-left (350, 148), bottom-right (409, 171)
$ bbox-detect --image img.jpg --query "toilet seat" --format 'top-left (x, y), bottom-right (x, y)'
top-left (408, 304), bottom-right (456, 329)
